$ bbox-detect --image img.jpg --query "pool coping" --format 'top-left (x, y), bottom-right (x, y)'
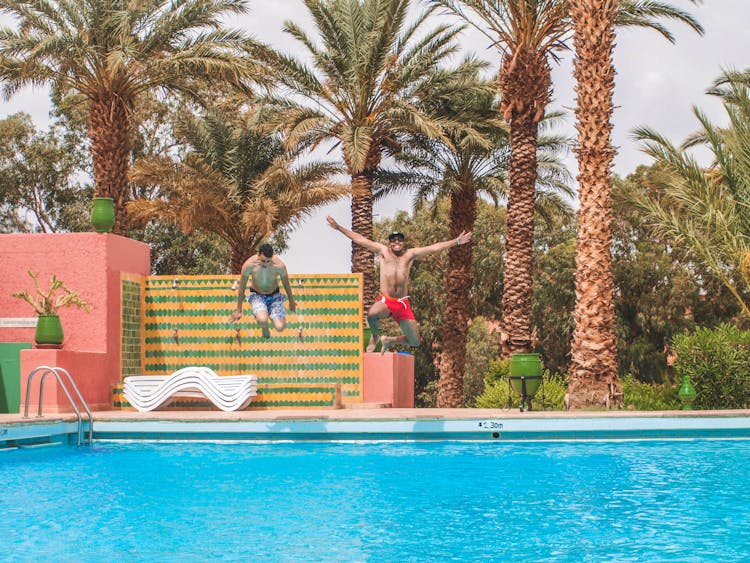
top-left (3, 409), bottom-right (750, 443)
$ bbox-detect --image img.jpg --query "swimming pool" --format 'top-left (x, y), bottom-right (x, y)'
top-left (2, 439), bottom-right (749, 561)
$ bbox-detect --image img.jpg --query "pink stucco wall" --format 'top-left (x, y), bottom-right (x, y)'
top-left (0, 233), bottom-right (150, 412)
top-left (20, 350), bottom-right (112, 412)
top-left (363, 352), bottom-right (415, 407)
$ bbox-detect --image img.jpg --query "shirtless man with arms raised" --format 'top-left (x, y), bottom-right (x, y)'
top-left (230, 243), bottom-right (296, 338)
top-left (327, 216), bottom-right (472, 352)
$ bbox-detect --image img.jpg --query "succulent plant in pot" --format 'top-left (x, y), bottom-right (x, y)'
top-left (12, 270), bottom-right (91, 347)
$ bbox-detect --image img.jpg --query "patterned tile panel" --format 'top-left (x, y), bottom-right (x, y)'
top-left (136, 274), bottom-right (363, 404)
top-left (120, 275), bottom-right (143, 377)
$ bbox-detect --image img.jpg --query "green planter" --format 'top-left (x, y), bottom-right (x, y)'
top-left (678, 374), bottom-right (697, 410)
top-left (0, 342), bottom-right (32, 413)
top-left (91, 196), bottom-right (115, 233)
top-left (35, 314), bottom-right (64, 347)
top-left (509, 353), bottom-right (543, 411)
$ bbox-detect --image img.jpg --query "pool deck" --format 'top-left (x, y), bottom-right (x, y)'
top-left (3, 408), bottom-right (750, 443)
top-left (3, 406), bottom-right (750, 423)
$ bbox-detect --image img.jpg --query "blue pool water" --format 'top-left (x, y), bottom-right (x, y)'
top-left (2, 439), bottom-right (750, 562)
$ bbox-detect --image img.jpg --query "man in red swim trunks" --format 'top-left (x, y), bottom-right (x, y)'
top-left (327, 216), bottom-right (472, 352)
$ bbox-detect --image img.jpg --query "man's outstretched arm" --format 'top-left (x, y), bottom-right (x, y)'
top-left (326, 216), bottom-right (384, 254)
top-left (410, 230), bottom-right (473, 258)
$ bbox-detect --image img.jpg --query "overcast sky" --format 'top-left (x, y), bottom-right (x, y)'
top-left (1, 0), bottom-right (748, 273)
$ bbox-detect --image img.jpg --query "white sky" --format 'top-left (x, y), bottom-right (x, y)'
top-left (1, 0), bottom-right (748, 273)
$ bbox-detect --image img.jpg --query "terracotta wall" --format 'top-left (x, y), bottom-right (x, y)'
top-left (0, 233), bottom-right (150, 412)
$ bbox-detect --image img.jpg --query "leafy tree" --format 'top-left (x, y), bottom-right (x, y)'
top-left (0, 113), bottom-right (90, 232)
top-left (145, 223), bottom-right (230, 275)
top-left (128, 107), bottom-right (348, 273)
top-left (0, 0), bottom-right (263, 233)
top-left (611, 165), bottom-right (742, 383)
top-left (532, 235), bottom-right (575, 377)
top-left (632, 71), bottom-right (750, 317)
top-left (258, 0), bottom-right (482, 308)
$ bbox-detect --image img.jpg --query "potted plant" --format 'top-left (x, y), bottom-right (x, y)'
top-left (12, 270), bottom-right (91, 347)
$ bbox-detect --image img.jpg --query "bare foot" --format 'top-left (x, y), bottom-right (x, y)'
top-left (380, 336), bottom-right (396, 354)
top-left (261, 325), bottom-right (271, 339)
top-left (366, 335), bottom-right (380, 353)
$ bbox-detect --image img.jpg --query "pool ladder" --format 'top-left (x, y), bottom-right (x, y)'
top-left (23, 366), bottom-right (93, 446)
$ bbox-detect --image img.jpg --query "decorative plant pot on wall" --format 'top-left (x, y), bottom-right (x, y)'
top-left (91, 197), bottom-right (115, 233)
top-left (35, 314), bottom-right (64, 348)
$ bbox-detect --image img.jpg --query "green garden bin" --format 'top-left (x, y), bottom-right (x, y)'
top-left (0, 342), bottom-right (32, 413)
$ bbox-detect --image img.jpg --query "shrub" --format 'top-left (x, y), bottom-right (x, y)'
top-left (672, 324), bottom-right (750, 409)
top-left (621, 375), bottom-right (680, 410)
top-left (474, 358), bottom-right (566, 410)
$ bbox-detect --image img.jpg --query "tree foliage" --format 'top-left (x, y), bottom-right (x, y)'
top-left (128, 106), bottom-right (348, 273)
top-left (632, 71), bottom-right (750, 317)
top-left (0, 113), bottom-right (90, 232)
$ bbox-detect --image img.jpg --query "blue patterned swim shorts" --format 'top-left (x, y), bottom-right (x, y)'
top-left (247, 289), bottom-right (286, 320)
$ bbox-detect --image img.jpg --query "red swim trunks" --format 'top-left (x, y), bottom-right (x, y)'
top-left (377, 295), bottom-right (416, 322)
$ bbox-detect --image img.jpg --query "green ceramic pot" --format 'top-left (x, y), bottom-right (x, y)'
top-left (35, 314), bottom-right (64, 347)
top-left (509, 353), bottom-right (543, 399)
top-left (91, 197), bottom-right (115, 233)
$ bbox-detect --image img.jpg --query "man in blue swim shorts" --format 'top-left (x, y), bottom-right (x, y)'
top-left (230, 243), bottom-right (297, 338)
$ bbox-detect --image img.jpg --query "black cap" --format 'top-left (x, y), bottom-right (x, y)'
top-left (388, 231), bottom-right (405, 242)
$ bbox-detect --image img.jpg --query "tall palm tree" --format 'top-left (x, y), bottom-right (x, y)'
top-left (128, 107), bottom-right (348, 273)
top-left (434, 0), bottom-right (703, 358)
top-left (379, 80), bottom-right (572, 406)
top-left (568, 0), bottom-right (620, 408)
top-left (435, 0), bottom-right (568, 358)
top-left (631, 71), bottom-right (750, 317)
top-left (256, 0), bottom-right (478, 307)
top-left (567, 0), bottom-right (702, 409)
top-left (0, 0), bottom-right (262, 234)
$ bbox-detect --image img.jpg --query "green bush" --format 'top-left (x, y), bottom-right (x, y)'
top-left (474, 358), bottom-right (566, 410)
top-left (621, 375), bottom-right (680, 410)
top-left (672, 324), bottom-right (750, 409)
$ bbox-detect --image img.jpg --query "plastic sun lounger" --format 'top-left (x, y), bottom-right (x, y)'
top-left (123, 366), bottom-right (258, 412)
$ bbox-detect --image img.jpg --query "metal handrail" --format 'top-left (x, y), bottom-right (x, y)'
top-left (23, 365), bottom-right (93, 446)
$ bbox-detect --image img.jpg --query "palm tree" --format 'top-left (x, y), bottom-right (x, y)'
top-left (256, 0), bottom-right (477, 307)
top-left (435, 0), bottom-right (568, 358)
top-left (631, 71), bottom-right (750, 317)
top-left (128, 107), bottom-right (348, 273)
top-left (434, 0), bottom-right (703, 359)
top-left (379, 81), bottom-right (572, 406)
top-left (0, 0), bottom-right (262, 234)
top-left (567, 0), bottom-right (702, 409)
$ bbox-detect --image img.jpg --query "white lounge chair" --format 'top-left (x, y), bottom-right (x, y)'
top-left (123, 366), bottom-right (257, 412)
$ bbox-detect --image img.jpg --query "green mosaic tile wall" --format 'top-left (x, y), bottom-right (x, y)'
top-left (129, 274), bottom-right (363, 400)
top-left (120, 278), bottom-right (142, 377)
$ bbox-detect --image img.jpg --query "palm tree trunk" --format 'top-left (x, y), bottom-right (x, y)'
top-left (498, 47), bottom-right (551, 358)
top-left (89, 94), bottom-right (133, 235)
top-left (437, 183), bottom-right (477, 408)
top-left (568, 0), bottom-right (622, 409)
top-left (501, 113), bottom-right (539, 357)
top-left (351, 172), bottom-right (377, 320)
